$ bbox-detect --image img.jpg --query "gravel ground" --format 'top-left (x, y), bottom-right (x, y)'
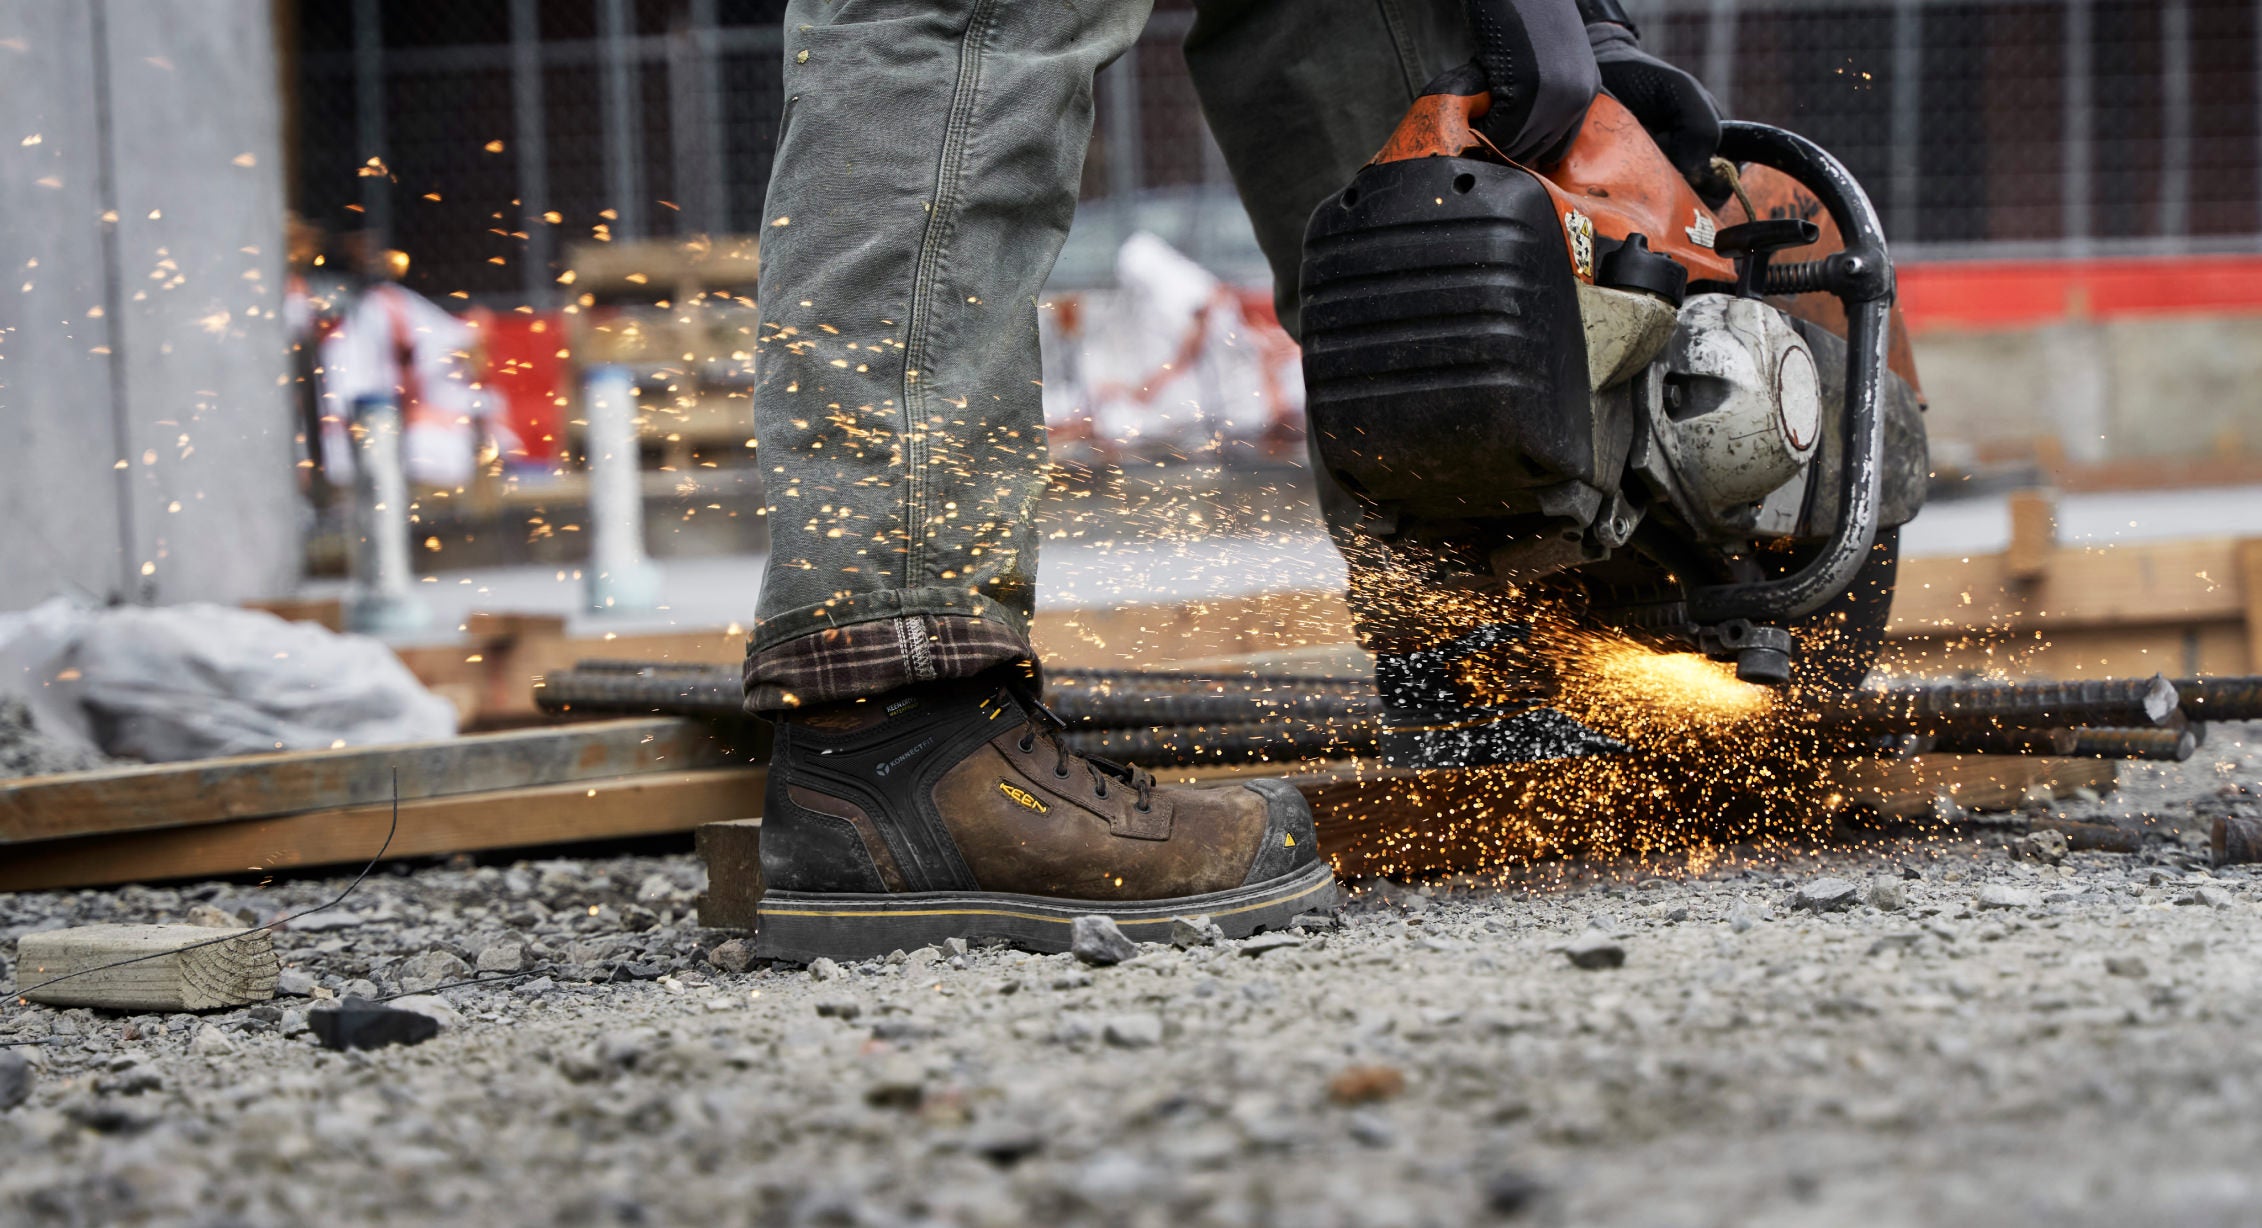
top-left (3, 723), bottom-right (2260, 1228)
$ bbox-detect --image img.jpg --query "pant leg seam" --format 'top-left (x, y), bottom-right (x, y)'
top-left (900, 0), bottom-right (1004, 596)
top-left (1375, 0), bottom-right (1431, 98)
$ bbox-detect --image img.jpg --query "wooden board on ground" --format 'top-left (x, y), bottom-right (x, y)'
top-left (0, 768), bottom-right (766, 894)
top-left (0, 718), bottom-right (759, 846)
top-left (16, 924), bottom-right (279, 1011)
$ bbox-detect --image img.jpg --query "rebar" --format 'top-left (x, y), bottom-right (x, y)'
top-left (2174, 677), bottom-right (2262, 723)
top-left (1808, 675), bottom-right (2180, 737)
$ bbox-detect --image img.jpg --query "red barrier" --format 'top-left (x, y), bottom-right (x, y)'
top-left (1898, 254), bottom-right (2262, 333)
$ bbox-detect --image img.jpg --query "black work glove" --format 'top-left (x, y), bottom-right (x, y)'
top-left (1586, 20), bottom-right (1722, 186)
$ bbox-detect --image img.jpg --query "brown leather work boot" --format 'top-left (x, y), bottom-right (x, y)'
top-left (752, 668), bottom-right (1335, 962)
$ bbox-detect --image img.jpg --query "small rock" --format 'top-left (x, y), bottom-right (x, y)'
top-left (188, 1024), bottom-right (235, 1056)
top-left (706, 939), bottom-right (756, 974)
top-left (1327, 1064), bottom-right (1406, 1105)
top-left (0, 1051), bottom-right (32, 1110)
top-left (388, 994), bottom-right (464, 1032)
top-left (869, 1018), bottom-right (936, 1042)
top-left (2104, 955), bottom-right (2149, 978)
top-left (806, 957), bottom-right (845, 982)
top-left (634, 873), bottom-right (679, 904)
top-left (274, 968), bottom-right (318, 997)
top-left (1483, 1169), bottom-right (1548, 1216)
top-left (1170, 915), bottom-right (1226, 948)
top-left (398, 949), bottom-right (473, 993)
top-left (814, 999), bottom-right (863, 1020)
top-left (864, 1057), bottom-right (925, 1109)
top-left (944, 937), bottom-right (970, 958)
top-left (1240, 933), bottom-right (1305, 958)
top-left (2022, 829), bottom-right (2071, 865)
top-left (1791, 877), bottom-right (1859, 913)
top-left (1291, 911), bottom-right (1341, 931)
top-left (969, 1123), bottom-right (1044, 1166)
top-left (1867, 877), bottom-right (1907, 912)
top-left (1728, 903), bottom-right (1759, 934)
top-left (1562, 933), bottom-right (1625, 970)
top-left (902, 947), bottom-right (943, 976)
top-left (1976, 884), bottom-right (2042, 910)
top-left (513, 977), bottom-right (556, 999)
top-left (184, 904), bottom-right (237, 929)
top-left (1101, 1013), bottom-right (1163, 1049)
top-left (476, 943), bottom-right (526, 974)
top-left (1071, 915), bottom-right (1137, 966)
top-left (309, 998), bottom-right (443, 1051)
top-left (1664, 906), bottom-right (1690, 923)
top-left (2194, 886), bottom-right (2234, 909)
top-left (1347, 1109), bottom-right (1397, 1148)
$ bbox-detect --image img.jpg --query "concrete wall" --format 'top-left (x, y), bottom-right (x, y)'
top-left (0, 0), bottom-right (297, 613)
top-left (1912, 314), bottom-right (2262, 466)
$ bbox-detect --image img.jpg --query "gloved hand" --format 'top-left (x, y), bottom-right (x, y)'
top-left (1586, 20), bottom-right (1722, 185)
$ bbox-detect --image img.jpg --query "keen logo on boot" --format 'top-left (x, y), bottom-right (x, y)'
top-left (998, 780), bottom-right (1049, 813)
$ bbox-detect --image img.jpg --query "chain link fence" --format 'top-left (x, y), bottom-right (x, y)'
top-left (293, 0), bottom-right (2262, 302)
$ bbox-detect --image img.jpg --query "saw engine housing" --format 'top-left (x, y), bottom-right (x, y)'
top-left (1300, 91), bottom-right (1928, 684)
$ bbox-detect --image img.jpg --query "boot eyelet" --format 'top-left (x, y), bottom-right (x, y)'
top-left (1134, 800), bottom-right (1152, 813)
top-left (1094, 782), bottom-right (1107, 798)
top-left (1016, 735), bottom-right (1034, 753)
top-left (1054, 765), bottom-right (1070, 778)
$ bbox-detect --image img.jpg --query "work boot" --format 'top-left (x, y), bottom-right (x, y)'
top-left (753, 667), bottom-right (1335, 962)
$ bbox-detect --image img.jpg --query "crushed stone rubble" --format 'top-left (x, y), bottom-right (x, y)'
top-left (0, 725), bottom-right (2259, 1226)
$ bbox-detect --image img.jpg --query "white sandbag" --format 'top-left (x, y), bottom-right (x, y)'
top-left (69, 603), bottom-right (456, 762)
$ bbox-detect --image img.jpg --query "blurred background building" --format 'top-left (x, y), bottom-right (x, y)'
top-left (6, 0), bottom-right (2261, 616)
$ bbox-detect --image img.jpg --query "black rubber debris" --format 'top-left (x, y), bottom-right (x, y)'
top-left (308, 997), bottom-right (440, 1051)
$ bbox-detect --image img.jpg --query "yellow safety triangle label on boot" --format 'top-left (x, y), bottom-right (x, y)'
top-left (998, 780), bottom-right (1049, 814)
top-left (1284, 833), bottom-right (1296, 847)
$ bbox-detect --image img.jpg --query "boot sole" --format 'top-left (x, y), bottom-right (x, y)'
top-left (753, 859), bottom-right (1337, 963)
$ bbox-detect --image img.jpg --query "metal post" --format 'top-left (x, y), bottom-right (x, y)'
top-left (2159, 0), bottom-right (2191, 240)
top-left (352, 0), bottom-right (388, 245)
top-left (346, 395), bottom-right (430, 634)
top-left (1703, 0), bottom-right (1738, 116)
top-left (583, 366), bottom-right (661, 613)
top-left (671, 0), bottom-right (727, 237)
top-left (599, 0), bottom-right (643, 241)
top-left (1888, 0), bottom-right (1921, 242)
top-left (1103, 45), bottom-right (1143, 250)
top-left (2063, 0), bottom-right (2093, 253)
top-left (510, 0), bottom-right (552, 304)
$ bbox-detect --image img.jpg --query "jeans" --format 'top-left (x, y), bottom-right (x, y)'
top-left (744, 0), bottom-right (1595, 711)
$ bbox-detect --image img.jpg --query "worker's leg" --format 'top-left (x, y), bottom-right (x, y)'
top-left (743, 0), bottom-right (1333, 959)
top-left (1186, 0), bottom-right (1606, 765)
top-left (744, 0), bottom-right (1152, 710)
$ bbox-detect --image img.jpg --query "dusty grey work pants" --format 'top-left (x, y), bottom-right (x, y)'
top-left (744, 0), bottom-right (1588, 710)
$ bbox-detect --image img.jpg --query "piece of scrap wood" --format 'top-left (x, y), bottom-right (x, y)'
top-left (15, 924), bottom-right (279, 1011)
top-left (0, 717), bottom-right (761, 846)
top-left (0, 768), bottom-right (766, 893)
top-left (693, 818), bottom-right (764, 930)
top-left (1827, 754), bottom-right (2118, 820)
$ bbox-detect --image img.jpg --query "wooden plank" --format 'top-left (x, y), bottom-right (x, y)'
top-left (17, 924), bottom-right (279, 1011)
top-left (0, 767), bottom-right (766, 893)
top-left (2004, 488), bottom-right (2057, 581)
top-left (694, 818), bottom-right (764, 930)
top-left (2240, 538), bottom-right (2262, 675)
top-left (1825, 754), bottom-right (2119, 820)
top-left (1888, 537), bottom-right (2245, 635)
top-left (0, 717), bottom-right (760, 846)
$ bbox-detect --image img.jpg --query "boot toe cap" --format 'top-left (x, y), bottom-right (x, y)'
top-left (1236, 778), bottom-right (1322, 884)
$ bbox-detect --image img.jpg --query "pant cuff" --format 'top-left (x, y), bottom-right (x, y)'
top-left (742, 613), bottom-right (1031, 713)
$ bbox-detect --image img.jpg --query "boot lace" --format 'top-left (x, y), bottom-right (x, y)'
top-left (1008, 681), bottom-right (1155, 812)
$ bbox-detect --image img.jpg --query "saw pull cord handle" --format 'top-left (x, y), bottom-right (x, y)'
top-left (1684, 120), bottom-right (1894, 626)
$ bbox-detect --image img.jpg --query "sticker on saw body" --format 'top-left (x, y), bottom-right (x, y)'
top-left (1563, 210), bottom-right (1596, 281)
top-left (998, 780), bottom-right (1049, 814)
top-left (1686, 210), bottom-right (1718, 249)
